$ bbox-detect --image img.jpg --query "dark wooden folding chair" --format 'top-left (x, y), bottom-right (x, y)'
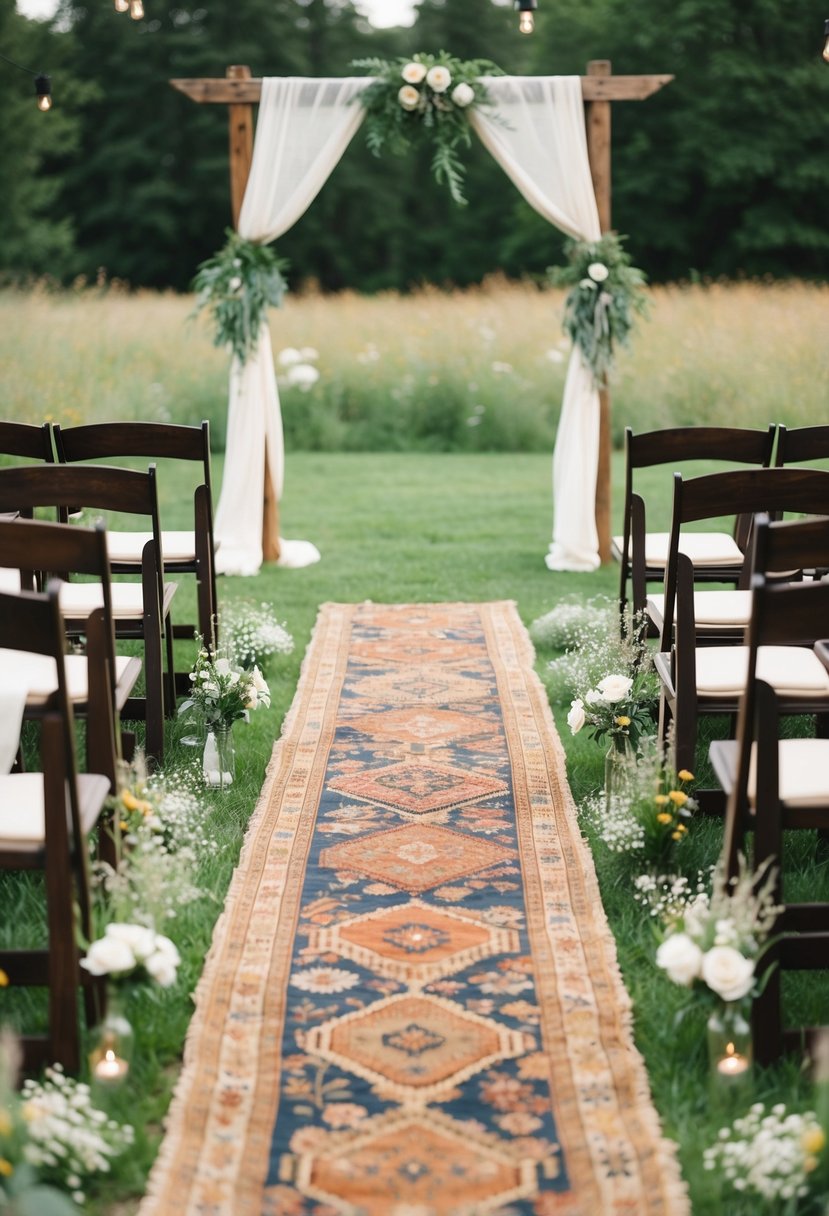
top-left (0, 517), bottom-right (142, 794)
top-left (0, 420), bottom-right (54, 467)
top-left (0, 464), bottom-right (177, 762)
top-left (0, 582), bottom-right (110, 1072)
top-left (653, 467), bottom-right (829, 780)
top-left (709, 515), bottom-right (829, 1064)
top-left (53, 421), bottom-right (218, 681)
top-left (776, 424), bottom-right (829, 469)
top-left (614, 424), bottom-right (776, 628)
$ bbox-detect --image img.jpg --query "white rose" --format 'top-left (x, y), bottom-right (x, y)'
top-left (655, 933), bottom-right (703, 986)
top-left (701, 946), bottom-right (755, 1002)
top-left (286, 363), bottom-right (320, 391)
top-left (106, 922), bottom-right (157, 961)
top-left (584, 688), bottom-right (601, 705)
top-left (401, 62), bottom-right (427, 84)
top-left (81, 936), bottom-right (136, 977)
top-left (398, 85), bottom-right (420, 112)
top-left (144, 951), bottom-right (179, 988)
top-left (426, 65), bottom-right (452, 93)
top-left (152, 933), bottom-right (181, 964)
top-left (588, 262), bottom-right (609, 282)
top-left (214, 657), bottom-right (232, 678)
top-left (567, 699), bottom-right (585, 734)
top-left (277, 347), bottom-right (302, 366)
top-left (451, 82), bottom-right (475, 108)
top-left (596, 674), bottom-right (633, 703)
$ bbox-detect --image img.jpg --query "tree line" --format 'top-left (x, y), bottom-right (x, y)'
top-left (2, 0), bottom-right (828, 291)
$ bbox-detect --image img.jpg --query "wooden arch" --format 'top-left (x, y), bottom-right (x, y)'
top-left (171, 60), bottom-right (672, 565)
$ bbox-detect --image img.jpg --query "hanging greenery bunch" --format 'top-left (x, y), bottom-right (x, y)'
top-left (352, 51), bottom-right (503, 206)
top-left (548, 232), bottom-right (649, 387)
top-left (190, 229), bottom-right (289, 363)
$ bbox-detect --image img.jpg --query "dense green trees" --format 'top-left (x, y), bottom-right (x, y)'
top-left (2, 0), bottom-right (828, 289)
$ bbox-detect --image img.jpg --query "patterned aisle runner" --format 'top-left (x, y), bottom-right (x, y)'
top-left (142, 602), bottom-right (687, 1216)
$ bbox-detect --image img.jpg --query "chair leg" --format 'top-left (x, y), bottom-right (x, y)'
top-left (43, 751), bottom-right (81, 1071)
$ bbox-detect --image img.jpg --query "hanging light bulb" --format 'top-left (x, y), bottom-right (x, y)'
top-left (114, 0), bottom-right (130, 11)
top-left (34, 73), bottom-right (52, 111)
top-left (822, 18), bottom-right (829, 63)
top-left (516, 0), bottom-right (537, 34)
top-left (129, 0), bottom-right (144, 18)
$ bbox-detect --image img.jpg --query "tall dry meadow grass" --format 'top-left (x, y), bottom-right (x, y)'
top-left (0, 279), bottom-right (826, 448)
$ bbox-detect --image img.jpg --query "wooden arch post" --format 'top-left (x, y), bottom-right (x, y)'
top-left (171, 60), bottom-right (672, 567)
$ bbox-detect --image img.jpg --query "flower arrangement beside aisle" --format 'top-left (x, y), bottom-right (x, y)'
top-left (703, 1102), bottom-right (826, 1212)
top-left (654, 854), bottom-right (780, 1005)
top-left (548, 232), bottom-right (648, 386)
top-left (221, 600), bottom-right (294, 672)
top-left (0, 1031), bottom-right (133, 1214)
top-left (180, 641), bottom-right (271, 788)
top-left (566, 668), bottom-right (657, 754)
top-left (353, 51), bottom-right (503, 205)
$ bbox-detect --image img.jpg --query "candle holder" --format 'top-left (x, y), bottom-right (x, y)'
top-left (88, 991), bottom-right (134, 1092)
top-left (707, 1000), bottom-right (752, 1101)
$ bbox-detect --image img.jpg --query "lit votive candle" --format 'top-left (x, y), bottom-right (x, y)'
top-left (93, 1048), bottom-right (129, 1084)
top-left (716, 1042), bottom-right (750, 1078)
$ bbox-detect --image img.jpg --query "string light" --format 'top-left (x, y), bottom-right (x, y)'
top-left (129, 0), bottom-right (145, 18)
top-left (0, 50), bottom-right (52, 112)
top-left (35, 73), bottom-right (52, 111)
top-left (822, 18), bottom-right (829, 63)
top-left (516, 0), bottom-right (537, 35)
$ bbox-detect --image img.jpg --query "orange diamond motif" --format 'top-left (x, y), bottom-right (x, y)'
top-left (304, 994), bottom-right (524, 1101)
top-left (344, 706), bottom-right (500, 750)
top-left (319, 823), bottom-right (514, 892)
top-left (328, 760), bottom-right (507, 816)
top-left (346, 664), bottom-right (490, 707)
top-left (296, 1111), bottom-right (537, 1214)
top-left (310, 898), bottom-right (519, 985)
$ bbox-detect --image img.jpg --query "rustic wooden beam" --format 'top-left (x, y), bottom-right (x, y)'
top-left (227, 64), bottom-right (254, 229)
top-left (170, 72), bottom-right (673, 106)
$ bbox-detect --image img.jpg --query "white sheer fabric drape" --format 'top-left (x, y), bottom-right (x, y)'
top-left (213, 77), bottom-right (366, 575)
top-left (471, 76), bottom-right (603, 571)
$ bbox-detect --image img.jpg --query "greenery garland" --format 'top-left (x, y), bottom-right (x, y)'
top-left (548, 232), bottom-right (649, 387)
top-left (353, 51), bottom-right (503, 206)
top-left (190, 230), bottom-right (289, 363)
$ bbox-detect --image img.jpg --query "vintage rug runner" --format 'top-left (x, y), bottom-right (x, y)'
top-left (142, 602), bottom-right (687, 1216)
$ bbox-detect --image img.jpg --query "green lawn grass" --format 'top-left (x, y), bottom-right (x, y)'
top-left (3, 448), bottom-right (826, 1213)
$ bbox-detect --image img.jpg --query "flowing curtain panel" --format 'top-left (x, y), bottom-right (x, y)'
top-left (213, 77), bottom-right (367, 575)
top-left (471, 76), bottom-right (603, 572)
top-left (214, 73), bottom-right (601, 575)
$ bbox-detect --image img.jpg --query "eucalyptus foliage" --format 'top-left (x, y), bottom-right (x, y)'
top-left (353, 51), bottom-right (503, 206)
top-left (549, 233), bottom-right (648, 387)
top-left (190, 231), bottom-right (289, 364)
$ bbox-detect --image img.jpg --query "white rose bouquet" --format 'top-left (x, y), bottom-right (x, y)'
top-left (352, 51), bottom-right (503, 205)
top-left (548, 231), bottom-right (648, 386)
top-left (179, 640), bottom-right (271, 729)
top-left (81, 922), bottom-right (181, 988)
top-left (654, 855), bottom-right (781, 1006)
top-left (567, 668), bottom-right (656, 753)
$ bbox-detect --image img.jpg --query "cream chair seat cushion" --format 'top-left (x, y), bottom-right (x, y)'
top-left (103, 530), bottom-right (220, 564)
top-left (696, 645), bottom-right (829, 698)
top-left (0, 649), bottom-right (138, 705)
top-left (648, 590), bottom-right (752, 630)
top-left (612, 531), bottom-right (743, 567)
top-left (747, 738), bottom-right (829, 808)
top-left (0, 771), bottom-right (110, 851)
top-left (57, 581), bottom-right (177, 619)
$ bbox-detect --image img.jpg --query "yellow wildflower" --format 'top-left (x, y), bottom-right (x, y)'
top-left (121, 789), bottom-right (141, 811)
top-left (0, 1110), bottom-right (11, 1136)
top-left (668, 790), bottom-right (688, 807)
top-left (614, 715), bottom-right (631, 727)
top-left (675, 823), bottom-right (688, 834)
top-left (654, 794), bottom-right (669, 806)
top-left (671, 831), bottom-right (683, 840)
top-left (802, 1127), bottom-right (826, 1156)
top-left (656, 812), bottom-right (673, 825)
top-left (677, 769), bottom-right (694, 782)
top-left (120, 820), bottom-right (129, 832)
top-left (0, 969), bottom-right (8, 987)
top-left (0, 1158), bottom-right (13, 1178)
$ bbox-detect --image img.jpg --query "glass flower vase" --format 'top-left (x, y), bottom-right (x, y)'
top-left (604, 736), bottom-right (635, 811)
top-left (203, 723), bottom-right (235, 789)
top-left (88, 988), bottom-right (134, 1091)
top-left (707, 1000), bottom-right (753, 1098)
